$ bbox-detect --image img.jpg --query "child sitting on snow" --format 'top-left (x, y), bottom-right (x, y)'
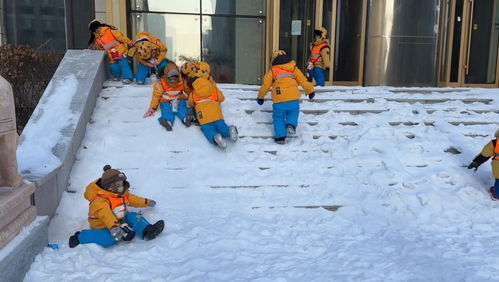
top-left (468, 129), bottom-right (499, 200)
top-left (69, 165), bottom-right (164, 248)
top-left (88, 19), bottom-right (134, 84)
top-left (256, 50), bottom-right (315, 144)
top-left (143, 62), bottom-right (190, 131)
top-left (187, 70), bottom-right (238, 149)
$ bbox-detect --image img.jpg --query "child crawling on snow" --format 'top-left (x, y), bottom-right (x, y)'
top-left (143, 62), bottom-right (191, 131)
top-left (186, 67), bottom-right (238, 149)
top-left (69, 165), bottom-right (164, 248)
top-left (468, 129), bottom-right (499, 201)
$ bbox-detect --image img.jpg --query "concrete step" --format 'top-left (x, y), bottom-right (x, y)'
top-left (251, 205), bottom-right (342, 212)
top-left (0, 206), bottom-right (37, 250)
top-left (0, 183), bottom-right (35, 232)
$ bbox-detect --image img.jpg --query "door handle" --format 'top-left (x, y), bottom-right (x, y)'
top-left (465, 0), bottom-right (474, 75)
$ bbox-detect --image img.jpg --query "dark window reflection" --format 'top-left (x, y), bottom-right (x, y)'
top-left (201, 0), bottom-right (265, 16)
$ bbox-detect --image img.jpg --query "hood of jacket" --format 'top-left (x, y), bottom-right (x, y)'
top-left (271, 59), bottom-right (297, 72)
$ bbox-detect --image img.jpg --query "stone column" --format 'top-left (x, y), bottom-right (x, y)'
top-left (0, 74), bottom-right (23, 188)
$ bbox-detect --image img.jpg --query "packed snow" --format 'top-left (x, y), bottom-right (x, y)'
top-left (24, 81), bottom-right (499, 281)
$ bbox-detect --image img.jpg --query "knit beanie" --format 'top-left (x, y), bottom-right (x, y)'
top-left (100, 165), bottom-right (126, 189)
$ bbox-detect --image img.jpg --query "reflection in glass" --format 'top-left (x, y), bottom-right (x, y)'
top-left (130, 0), bottom-right (200, 13)
top-left (201, 0), bottom-right (265, 16)
top-left (202, 16), bottom-right (264, 84)
top-left (466, 0), bottom-right (499, 84)
top-left (450, 0), bottom-right (464, 83)
top-left (131, 13), bottom-right (201, 63)
top-left (334, 0), bottom-right (363, 82)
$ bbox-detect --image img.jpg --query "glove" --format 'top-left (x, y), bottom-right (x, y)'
top-left (257, 98), bottom-right (264, 105)
top-left (110, 226), bottom-right (124, 242)
top-left (143, 109), bottom-right (155, 118)
top-left (467, 161), bottom-right (479, 171)
top-left (308, 92), bottom-right (315, 100)
top-left (147, 199), bottom-right (156, 207)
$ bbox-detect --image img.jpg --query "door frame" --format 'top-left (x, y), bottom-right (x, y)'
top-left (271, 0), bottom-right (368, 86)
top-left (438, 0), bottom-right (499, 87)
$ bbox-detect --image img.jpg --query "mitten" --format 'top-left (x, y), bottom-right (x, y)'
top-left (467, 161), bottom-right (479, 171)
top-left (144, 109), bottom-right (155, 118)
top-left (110, 226), bottom-right (124, 241)
top-left (257, 98), bottom-right (264, 105)
top-left (308, 92), bottom-right (315, 100)
top-left (120, 223), bottom-right (136, 241)
top-left (148, 199), bottom-right (157, 207)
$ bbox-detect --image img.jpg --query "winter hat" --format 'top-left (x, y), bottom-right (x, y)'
top-left (88, 19), bottom-right (102, 32)
top-left (100, 165), bottom-right (127, 189)
top-left (314, 27), bottom-right (327, 39)
top-left (181, 62), bottom-right (198, 78)
top-left (136, 41), bottom-right (156, 60)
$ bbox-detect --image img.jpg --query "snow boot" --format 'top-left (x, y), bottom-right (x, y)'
top-left (122, 78), bottom-right (132, 84)
top-left (275, 137), bottom-right (286, 144)
top-left (229, 125), bottom-right (238, 142)
top-left (136, 81), bottom-right (145, 85)
top-left (160, 119), bottom-right (173, 131)
top-left (286, 124), bottom-right (296, 135)
top-left (143, 220), bottom-right (165, 241)
top-left (214, 134), bottom-right (227, 149)
top-left (183, 117), bottom-right (191, 127)
top-left (489, 187), bottom-right (499, 201)
top-left (69, 231), bottom-right (80, 248)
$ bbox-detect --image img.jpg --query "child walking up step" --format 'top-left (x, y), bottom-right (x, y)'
top-left (257, 50), bottom-right (315, 144)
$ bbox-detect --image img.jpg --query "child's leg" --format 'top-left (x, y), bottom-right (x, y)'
top-left (214, 119), bottom-right (230, 138)
top-left (110, 62), bottom-right (122, 79)
top-left (201, 122), bottom-right (218, 144)
top-left (78, 228), bottom-right (117, 248)
top-left (158, 101), bottom-right (175, 125)
top-left (314, 67), bottom-right (325, 86)
top-left (284, 100), bottom-right (300, 129)
top-left (156, 59), bottom-right (168, 75)
top-left (272, 102), bottom-right (287, 139)
top-left (118, 57), bottom-right (134, 81)
top-left (136, 63), bottom-right (150, 84)
top-left (494, 179), bottom-right (499, 197)
top-left (124, 212), bottom-right (151, 240)
top-left (176, 99), bottom-right (188, 121)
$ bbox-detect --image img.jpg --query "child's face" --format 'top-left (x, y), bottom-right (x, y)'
top-left (109, 180), bottom-right (125, 194)
top-left (168, 75), bottom-right (179, 85)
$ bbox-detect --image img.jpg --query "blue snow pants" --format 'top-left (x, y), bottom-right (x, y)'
top-left (110, 57), bottom-right (134, 81)
top-left (494, 179), bottom-right (499, 197)
top-left (272, 100), bottom-right (300, 139)
top-left (78, 212), bottom-right (151, 248)
top-left (157, 100), bottom-right (188, 125)
top-left (308, 67), bottom-right (325, 86)
top-left (136, 59), bottom-right (168, 84)
top-left (201, 119), bottom-right (230, 144)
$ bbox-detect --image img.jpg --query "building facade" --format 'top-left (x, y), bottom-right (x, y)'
top-left (61, 1), bottom-right (499, 87)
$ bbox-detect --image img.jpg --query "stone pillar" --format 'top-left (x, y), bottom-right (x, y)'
top-left (0, 75), bottom-right (36, 250)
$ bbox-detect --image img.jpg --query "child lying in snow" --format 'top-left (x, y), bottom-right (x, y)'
top-left (69, 165), bottom-right (164, 248)
top-left (468, 129), bottom-right (499, 201)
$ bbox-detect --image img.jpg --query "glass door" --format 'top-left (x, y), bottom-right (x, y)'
top-left (278, 0), bottom-right (316, 72)
top-left (439, 0), bottom-right (499, 87)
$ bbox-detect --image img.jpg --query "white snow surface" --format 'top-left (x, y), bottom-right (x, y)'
top-left (25, 82), bottom-right (499, 281)
top-left (18, 75), bottom-right (79, 175)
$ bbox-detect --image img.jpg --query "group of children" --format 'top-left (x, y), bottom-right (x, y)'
top-left (70, 23), bottom-right (329, 249)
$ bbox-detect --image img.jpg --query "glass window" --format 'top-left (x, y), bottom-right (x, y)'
top-left (131, 13), bottom-right (201, 62)
top-left (201, 0), bottom-right (265, 16)
top-left (130, 0), bottom-right (200, 14)
top-left (201, 16), bottom-right (265, 83)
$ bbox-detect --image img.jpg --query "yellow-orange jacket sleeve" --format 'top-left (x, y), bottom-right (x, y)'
top-left (110, 29), bottom-right (132, 45)
top-left (257, 71), bottom-right (274, 99)
top-left (293, 68), bottom-right (315, 95)
top-left (126, 191), bottom-right (149, 208)
top-left (149, 82), bottom-right (163, 110)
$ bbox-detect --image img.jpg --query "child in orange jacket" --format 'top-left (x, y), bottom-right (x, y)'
top-left (468, 129), bottom-right (499, 201)
top-left (187, 71), bottom-right (238, 149)
top-left (68, 165), bottom-right (164, 248)
top-left (257, 50), bottom-right (315, 144)
top-left (88, 19), bottom-right (134, 84)
top-left (143, 62), bottom-right (190, 131)
top-left (128, 31), bottom-right (168, 85)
